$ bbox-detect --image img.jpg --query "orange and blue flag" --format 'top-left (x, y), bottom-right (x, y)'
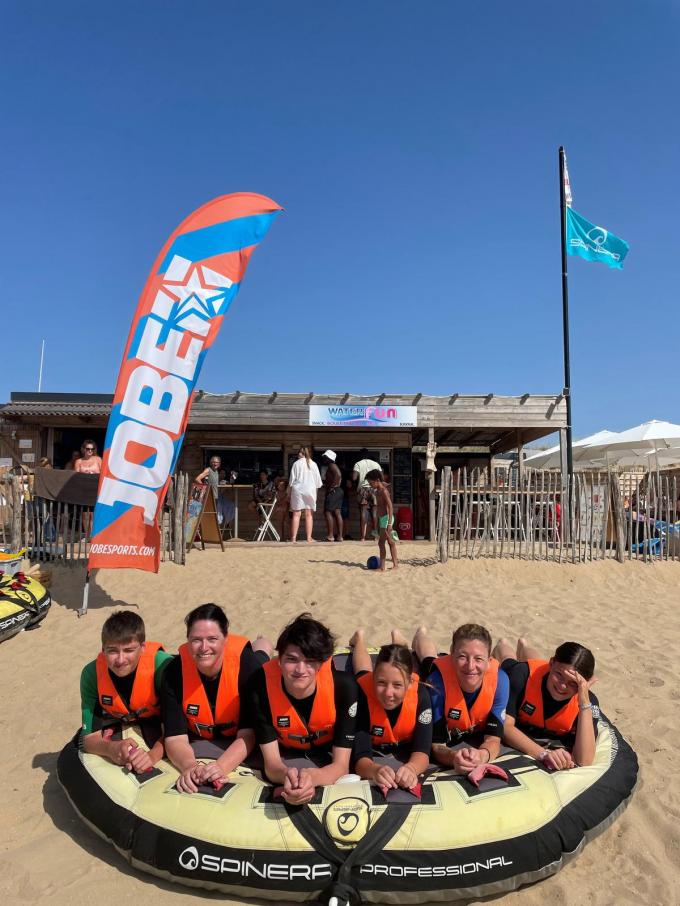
top-left (88, 193), bottom-right (282, 572)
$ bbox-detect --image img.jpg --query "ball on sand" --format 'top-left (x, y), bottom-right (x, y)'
top-left (366, 556), bottom-right (380, 570)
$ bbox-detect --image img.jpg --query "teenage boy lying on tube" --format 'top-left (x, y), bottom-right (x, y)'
top-left (79, 610), bottom-right (173, 772)
top-left (242, 612), bottom-right (358, 805)
top-left (412, 623), bottom-right (509, 773)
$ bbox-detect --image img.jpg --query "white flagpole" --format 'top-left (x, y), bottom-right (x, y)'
top-left (38, 339), bottom-right (45, 392)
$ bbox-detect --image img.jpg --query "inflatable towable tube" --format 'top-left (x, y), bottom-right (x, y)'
top-left (57, 713), bottom-right (637, 904)
top-left (0, 571), bottom-right (51, 644)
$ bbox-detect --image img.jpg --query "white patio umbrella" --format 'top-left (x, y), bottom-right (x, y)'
top-left (573, 446), bottom-right (680, 470)
top-left (579, 420), bottom-right (680, 469)
top-left (522, 430), bottom-right (618, 470)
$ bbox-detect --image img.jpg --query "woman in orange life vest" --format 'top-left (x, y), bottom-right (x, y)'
top-left (412, 623), bottom-right (509, 774)
top-left (161, 604), bottom-right (273, 794)
top-left (493, 637), bottom-right (598, 770)
top-left (349, 628), bottom-right (432, 792)
top-left (243, 613), bottom-right (358, 806)
top-left (79, 611), bottom-right (173, 773)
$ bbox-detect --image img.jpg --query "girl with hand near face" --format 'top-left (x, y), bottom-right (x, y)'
top-left (161, 604), bottom-right (272, 794)
top-left (242, 613), bottom-right (358, 806)
top-left (413, 623), bottom-right (509, 774)
top-left (493, 638), bottom-right (598, 770)
top-left (349, 628), bottom-right (432, 793)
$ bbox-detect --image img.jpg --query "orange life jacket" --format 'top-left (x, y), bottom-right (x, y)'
top-left (179, 634), bottom-right (248, 740)
top-left (434, 654), bottom-right (499, 736)
top-left (263, 658), bottom-right (336, 750)
top-left (357, 671), bottom-right (419, 749)
top-left (518, 659), bottom-right (580, 735)
top-left (96, 642), bottom-right (163, 723)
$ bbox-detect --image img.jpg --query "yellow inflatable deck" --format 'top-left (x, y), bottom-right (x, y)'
top-left (0, 571), bottom-right (51, 643)
top-left (58, 713), bottom-right (637, 903)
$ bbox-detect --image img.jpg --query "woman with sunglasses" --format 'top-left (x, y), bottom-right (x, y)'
top-left (74, 439), bottom-right (102, 475)
top-left (75, 440), bottom-right (102, 536)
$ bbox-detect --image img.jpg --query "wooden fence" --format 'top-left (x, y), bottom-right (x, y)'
top-left (0, 473), bottom-right (190, 566)
top-left (436, 467), bottom-right (679, 563)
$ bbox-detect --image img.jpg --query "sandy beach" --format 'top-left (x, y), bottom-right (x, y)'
top-left (2, 543), bottom-right (679, 906)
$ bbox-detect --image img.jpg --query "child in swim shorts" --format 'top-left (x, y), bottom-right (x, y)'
top-left (367, 470), bottom-right (398, 571)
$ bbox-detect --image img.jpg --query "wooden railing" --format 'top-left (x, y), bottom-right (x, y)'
top-left (436, 467), bottom-right (679, 563)
top-left (0, 473), bottom-right (190, 566)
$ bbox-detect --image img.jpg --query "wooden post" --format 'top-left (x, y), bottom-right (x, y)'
top-left (439, 466), bottom-right (452, 562)
top-left (180, 473), bottom-right (188, 565)
top-left (173, 472), bottom-right (184, 564)
top-left (11, 475), bottom-right (22, 551)
top-left (516, 430), bottom-right (524, 488)
top-left (559, 427), bottom-right (570, 542)
top-left (610, 472), bottom-right (625, 563)
top-left (428, 427), bottom-right (436, 542)
top-left (437, 467), bottom-right (445, 562)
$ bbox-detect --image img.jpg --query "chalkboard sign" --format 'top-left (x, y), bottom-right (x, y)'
top-left (185, 482), bottom-right (208, 545)
top-left (392, 448), bottom-right (412, 505)
top-left (393, 448), bottom-right (411, 476)
top-left (185, 482), bottom-right (224, 552)
top-left (393, 474), bottom-right (412, 504)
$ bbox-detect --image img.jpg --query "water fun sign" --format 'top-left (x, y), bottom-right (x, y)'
top-left (89, 193), bottom-right (281, 573)
top-left (309, 405), bottom-right (418, 428)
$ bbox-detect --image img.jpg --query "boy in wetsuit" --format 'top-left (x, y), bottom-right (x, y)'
top-left (366, 469), bottom-right (398, 571)
top-left (80, 611), bottom-right (173, 772)
top-left (242, 613), bottom-right (358, 805)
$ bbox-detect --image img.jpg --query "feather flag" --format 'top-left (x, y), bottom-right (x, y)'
top-left (88, 193), bottom-right (281, 572)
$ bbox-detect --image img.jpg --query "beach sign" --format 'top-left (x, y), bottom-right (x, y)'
top-left (309, 405), bottom-right (418, 428)
top-left (88, 194), bottom-right (281, 573)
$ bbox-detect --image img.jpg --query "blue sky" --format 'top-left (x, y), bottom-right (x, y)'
top-left (2, 1), bottom-right (678, 439)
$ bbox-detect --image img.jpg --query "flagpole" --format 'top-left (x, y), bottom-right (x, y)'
top-left (38, 339), bottom-right (45, 392)
top-left (559, 147), bottom-right (574, 493)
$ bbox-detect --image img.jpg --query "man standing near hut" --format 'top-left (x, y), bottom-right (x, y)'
top-left (353, 448), bottom-right (381, 542)
top-left (322, 450), bottom-right (343, 542)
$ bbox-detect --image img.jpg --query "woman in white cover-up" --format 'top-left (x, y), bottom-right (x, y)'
top-left (288, 447), bottom-right (322, 543)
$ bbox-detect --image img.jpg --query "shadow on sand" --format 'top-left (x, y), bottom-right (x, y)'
top-left (308, 556), bottom-right (439, 569)
top-left (34, 749), bottom-right (270, 903)
top-left (48, 565), bottom-right (132, 614)
top-left (308, 559), bottom-right (368, 569)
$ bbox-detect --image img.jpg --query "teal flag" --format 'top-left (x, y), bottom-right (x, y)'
top-left (566, 207), bottom-right (629, 269)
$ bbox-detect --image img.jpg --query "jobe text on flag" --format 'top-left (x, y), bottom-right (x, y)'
top-left (88, 193), bottom-right (281, 573)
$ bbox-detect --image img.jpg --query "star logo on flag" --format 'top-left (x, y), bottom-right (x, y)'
top-left (163, 256), bottom-right (233, 318)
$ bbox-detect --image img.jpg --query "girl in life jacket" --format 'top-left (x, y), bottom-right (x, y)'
top-left (161, 603), bottom-right (273, 795)
top-left (413, 623), bottom-right (509, 775)
top-left (242, 612), bottom-right (359, 807)
top-left (79, 610), bottom-right (173, 774)
top-left (349, 628), bottom-right (432, 793)
top-left (494, 637), bottom-right (598, 771)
